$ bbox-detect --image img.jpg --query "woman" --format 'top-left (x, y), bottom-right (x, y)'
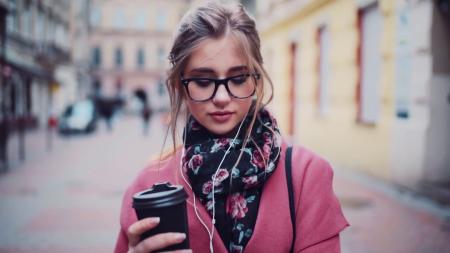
top-left (114, 2), bottom-right (348, 253)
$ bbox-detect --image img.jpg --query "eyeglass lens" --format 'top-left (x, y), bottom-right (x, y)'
top-left (185, 74), bottom-right (255, 101)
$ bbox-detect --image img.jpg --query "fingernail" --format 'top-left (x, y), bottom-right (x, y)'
top-left (181, 250), bottom-right (192, 253)
top-left (148, 217), bottom-right (160, 224)
top-left (174, 233), bottom-right (186, 241)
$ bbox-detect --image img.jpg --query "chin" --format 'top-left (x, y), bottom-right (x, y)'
top-left (210, 128), bottom-right (233, 136)
top-left (208, 123), bottom-right (236, 136)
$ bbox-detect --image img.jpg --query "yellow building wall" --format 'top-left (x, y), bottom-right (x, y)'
top-left (261, 0), bottom-right (397, 180)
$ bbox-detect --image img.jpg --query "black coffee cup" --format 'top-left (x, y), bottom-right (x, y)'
top-left (132, 182), bottom-right (190, 252)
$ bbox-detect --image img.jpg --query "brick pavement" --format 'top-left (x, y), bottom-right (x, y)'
top-left (0, 114), bottom-right (449, 253)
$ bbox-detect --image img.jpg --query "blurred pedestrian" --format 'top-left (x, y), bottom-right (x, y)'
top-left (114, 2), bottom-right (348, 253)
top-left (0, 110), bottom-right (9, 171)
top-left (46, 113), bottom-right (58, 151)
top-left (96, 97), bottom-right (115, 131)
top-left (141, 104), bottom-right (153, 135)
top-left (104, 105), bottom-right (114, 131)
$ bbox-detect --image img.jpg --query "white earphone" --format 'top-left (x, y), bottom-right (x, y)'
top-left (179, 115), bottom-right (247, 253)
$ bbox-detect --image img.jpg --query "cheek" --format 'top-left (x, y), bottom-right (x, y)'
top-left (239, 99), bottom-right (253, 115)
top-left (186, 101), bottom-right (204, 119)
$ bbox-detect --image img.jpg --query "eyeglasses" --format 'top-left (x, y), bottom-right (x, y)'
top-left (181, 73), bottom-right (260, 102)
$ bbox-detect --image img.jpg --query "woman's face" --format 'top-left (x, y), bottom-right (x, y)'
top-left (183, 35), bottom-right (254, 136)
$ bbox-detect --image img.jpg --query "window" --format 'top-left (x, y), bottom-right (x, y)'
top-left (358, 3), bottom-right (381, 124)
top-left (47, 15), bottom-right (56, 43)
top-left (55, 23), bottom-right (66, 47)
top-left (317, 25), bottom-right (330, 116)
top-left (91, 46), bottom-right (102, 68)
top-left (157, 46), bottom-right (165, 65)
top-left (395, 2), bottom-right (411, 119)
top-left (157, 80), bottom-right (165, 96)
top-left (90, 6), bottom-right (101, 28)
top-left (7, 0), bottom-right (18, 32)
top-left (113, 8), bottom-right (126, 29)
top-left (35, 8), bottom-right (45, 42)
top-left (93, 79), bottom-right (102, 96)
top-left (115, 47), bottom-right (123, 68)
top-left (22, 1), bottom-right (32, 38)
top-left (156, 10), bottom-right (166, 31)
top-left (134, 11), bottom-right (147, 30)
top-left (137, 47), bottom-right (145, 69)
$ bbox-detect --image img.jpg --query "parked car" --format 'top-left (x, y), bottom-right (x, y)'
top-left (58, 99), bottom-right (98, 135)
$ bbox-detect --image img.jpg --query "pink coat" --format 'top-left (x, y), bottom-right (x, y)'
top-left (114, 142), bottom-right (349, 253)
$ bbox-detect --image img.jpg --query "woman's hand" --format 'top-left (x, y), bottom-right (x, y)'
top-left (127, 217), bottom-right (192, 253)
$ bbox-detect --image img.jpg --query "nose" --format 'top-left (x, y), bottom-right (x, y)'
top-left (212, 84), bottom-right (231, 106)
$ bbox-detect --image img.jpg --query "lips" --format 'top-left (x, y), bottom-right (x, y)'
top-left (209, 111), bottom-right (234, 123)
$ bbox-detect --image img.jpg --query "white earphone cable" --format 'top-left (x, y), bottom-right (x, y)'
top-left (210, 116), bottom-right (246, 243)
top-left (180, 141), bottom-right (215, 253)
top-left (179, 113), bottom-right (247, 253)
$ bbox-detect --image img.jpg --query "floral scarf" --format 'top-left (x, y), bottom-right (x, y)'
top-left (182, 108), bottom-right (282, 253)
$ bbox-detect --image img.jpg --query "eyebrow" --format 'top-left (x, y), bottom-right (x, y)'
top-left (187, 65), bottom-right (249, 75)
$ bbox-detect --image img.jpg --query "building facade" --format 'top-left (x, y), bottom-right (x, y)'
top-left (0, 0), bottom-right (71, 127)
top-left (52, 0), bottom-right (92, 115)
top-left (0, 0), bottom-right (74, 168)
top-left (88, 0), bottom-right (189, 112)
top-left (257, 0), bottom-right (449, 198)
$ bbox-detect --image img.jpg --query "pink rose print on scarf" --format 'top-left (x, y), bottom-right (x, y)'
top-left (242, 175), bottom-right (258, 189)
top-left (263, 143), bottom-right (271, 162)
top-left (217, 138), bottom-right (229, 147)
top-left (251, 149), bottom-right (265, 169)
top-left (262, 132), bottom-right (272, 145)
top-left (181, 147), bottom-right (193, 172)
top-left (226, 193), bottom-right (249, 219)
top-left (202, 180), bottom-right (213, 194)
top-left (188, 154), bottom-right (203, 174)
top-left (212, 168), bottom-right (229, 186)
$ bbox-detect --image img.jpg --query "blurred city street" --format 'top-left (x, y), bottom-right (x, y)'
top-left (0, 0), bottom-right (449, 252)
top-left (0, 114), bottom-right (166, 253)
top-left (0, 114), bottom-right (449, 253)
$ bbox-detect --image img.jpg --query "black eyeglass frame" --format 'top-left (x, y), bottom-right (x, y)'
top-left (180, 73), bottom-right (261, 102)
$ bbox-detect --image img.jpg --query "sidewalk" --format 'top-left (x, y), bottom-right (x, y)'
top-left (0, 115), bottom-right (164, 253)
top-left (2, 126), bottom-right (61, 173)
top-left (336, 168), bottom-right (450, 253)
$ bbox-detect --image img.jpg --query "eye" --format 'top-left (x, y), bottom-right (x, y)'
top-left (230, 74), bottom-right (248, 85)
top-left (193, 78), bottom-right (214, 88)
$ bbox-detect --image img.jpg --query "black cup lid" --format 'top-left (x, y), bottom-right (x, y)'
top-left (132, 182), bottom-right (188, 209)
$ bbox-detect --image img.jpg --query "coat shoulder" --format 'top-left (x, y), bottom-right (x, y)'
top-left (289, 145), bottom-right (334, 181)
top-left (128, 154), bottom-right (179, 193)
top-left (287, 145), bottom-right (349, 251)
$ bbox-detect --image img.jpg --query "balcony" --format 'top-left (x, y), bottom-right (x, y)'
top-left (34, 41), bottom-right (71, 68)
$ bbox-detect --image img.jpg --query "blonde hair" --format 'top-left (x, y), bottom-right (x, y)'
top-left (162, 1), bottom-right (274, 158)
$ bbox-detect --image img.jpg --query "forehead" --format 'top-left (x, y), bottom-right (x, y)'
top-left (184, 35), bottom-right (247, 74)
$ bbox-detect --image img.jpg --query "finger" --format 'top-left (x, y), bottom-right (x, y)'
top-left (127, 217), bottom-right (160, 247)
top-left (134, 232), bottom-right (187, 253)
top-left (160, 250), bottom-right (192, 253)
